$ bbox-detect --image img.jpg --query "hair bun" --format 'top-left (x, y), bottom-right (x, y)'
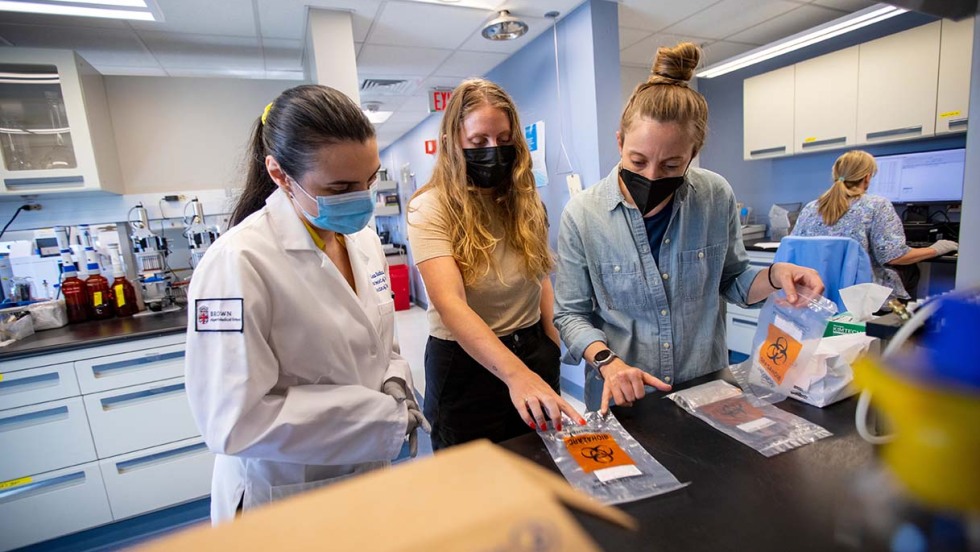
top-left (649, 42), bottom-right (702, 86)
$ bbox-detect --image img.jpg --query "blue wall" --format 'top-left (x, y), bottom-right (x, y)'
top-left (381, 0), bottom-right (621, 390)
top-left (698, 12), bottom-right (966, 228)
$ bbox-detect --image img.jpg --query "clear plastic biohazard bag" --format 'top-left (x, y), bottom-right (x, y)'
top-left (745, 288), bottom-right (837, 403)
top-left (667, 380), bottom-right (832, 457)
top-left (538, 411), bottom-right (688, 505)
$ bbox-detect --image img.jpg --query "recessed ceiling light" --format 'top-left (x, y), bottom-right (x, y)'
top-left (0, 0), bottom-right (160, 21)
top-left (696, 4), bottom-right (907, 79)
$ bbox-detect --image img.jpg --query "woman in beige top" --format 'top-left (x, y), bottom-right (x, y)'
top-left (408, 78), bottom-right (584, 450)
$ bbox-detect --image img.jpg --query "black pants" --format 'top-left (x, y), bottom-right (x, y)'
top-left (423, 322), bottom-right (561, 451)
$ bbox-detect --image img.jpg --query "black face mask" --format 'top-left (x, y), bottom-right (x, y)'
top-left (463, 145), bottom-right (517, 190)
top-left (619, 166), bottom-right (687, 214)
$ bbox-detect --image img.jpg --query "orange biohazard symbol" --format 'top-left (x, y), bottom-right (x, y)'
top-left (564, 433), bottom-right (636, 473)
top-left (758, 324), bottom-right (803, 385)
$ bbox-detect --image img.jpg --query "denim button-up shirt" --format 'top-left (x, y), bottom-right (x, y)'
top-left (554, 165), bottom-right (762, 410)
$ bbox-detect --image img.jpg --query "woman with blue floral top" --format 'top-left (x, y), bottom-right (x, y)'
top-left (792, 150), bottom-right (958, 300)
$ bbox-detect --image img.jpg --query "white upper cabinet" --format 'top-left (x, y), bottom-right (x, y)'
top-left (936, 16), bottom-right (973, 135)
top-left (794, 46), bottom-right (859, 154)
top-left (857, 21), bottom-right (942, 145)
top-left (743, 65), bottom-right (795, 160)
top-left (0, 48), bottom-right (122, 196)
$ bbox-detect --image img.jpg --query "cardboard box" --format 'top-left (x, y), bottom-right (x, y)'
top-left (824, 312), bottom-right (866, 337)
top-left (139, 440), bottom-right (637, 551)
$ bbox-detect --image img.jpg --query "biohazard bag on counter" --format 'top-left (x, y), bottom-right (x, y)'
top-left (745, 288), bottom-right (837, 403)
top-left (538, 411), bottom-right (687, 505)
top-left (667, 380), bottom-right (831, 457)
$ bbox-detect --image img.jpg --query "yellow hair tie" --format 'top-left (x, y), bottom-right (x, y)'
top-left (261, 102), bottom-right (273, 125)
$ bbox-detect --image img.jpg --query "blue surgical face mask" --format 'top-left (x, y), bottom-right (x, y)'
top-left (290, 179), bottom-right (375, 235)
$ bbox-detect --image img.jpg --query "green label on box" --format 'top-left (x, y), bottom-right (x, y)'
top-left (824, 312), bottom-right (865, 337)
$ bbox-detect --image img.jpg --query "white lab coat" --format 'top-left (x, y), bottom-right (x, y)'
top-left (185, 188), bottom-right (411, 524)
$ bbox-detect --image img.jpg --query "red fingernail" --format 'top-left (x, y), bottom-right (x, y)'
top-left (579, 419), bottom-right (587, 425)
top-left (556, 423), bottom-right (563, 431)
top-left (539, 423), bottom-right (546, 431)
top-left (529, 422), bottom-right (536, 429)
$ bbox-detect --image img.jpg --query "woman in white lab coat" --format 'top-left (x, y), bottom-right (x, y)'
top-left (185, 85), bottom-right (427, 524)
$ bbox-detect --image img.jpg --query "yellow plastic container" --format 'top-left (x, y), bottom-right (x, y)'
top-left (853, 357), bottom-right (980, 513)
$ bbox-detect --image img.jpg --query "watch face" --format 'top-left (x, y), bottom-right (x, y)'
top-left (594, 350), bottom-right (611, 364)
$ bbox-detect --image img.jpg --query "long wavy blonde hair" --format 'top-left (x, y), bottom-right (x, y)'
top-left (817, 150), bottom-right (876, 226)
top-left (411, 78), bottom-right (552, 286)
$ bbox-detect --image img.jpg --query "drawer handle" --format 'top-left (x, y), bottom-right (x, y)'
top-left (100, 383), bottom-right (185, 410)
top-left (116, 442), bottom-right (209, 474)
top-left (0, 372), bottom-right (60, 394)
top-left (801, 136), bottom-right (846, 149)
top-left (948, 118), bottom-right (967, 130)
top-left (0, 405), bottom-right (69, 433)
top-left (91, 350), bottom-right (185, 377)
top-left (732, 317), bottom-right (759, 327)
top-left (749, 261), bottom-right (771, 268)
top-left (0, 471), bottom-right (85, 503)
top-left (866, 125), bottom-right (922, 140)
top-left (749, 145), bottom-right (786, 156)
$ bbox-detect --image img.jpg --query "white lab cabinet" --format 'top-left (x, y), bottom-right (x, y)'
top-left (0, 361), bottom-right (78, 411)
top-left (743, 65), bottom-right (795, 160)
top-left (0, 333), bottom-right (208, 549)
top-left (936, 17), bottom-right (973, 135)
top-left (100, 437), bottom-right (213, 521)
top-left (84, 376), bottom-right (198, 459)
top-left (725, 250), bottom-right (774, 355)
top-left (857, 22), bottom-right (942, 144)
top-left (794, 47), bottom-right (859, 154)
top-left (0, 397), bottom-right (97, 482)
top-left (0, 462), bottom-right (113, 552)
top-left (0, 48), bottom-right (122, 196)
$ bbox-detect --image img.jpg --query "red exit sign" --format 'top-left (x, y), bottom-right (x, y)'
top-left (428, 88), bottom-right (453, 113)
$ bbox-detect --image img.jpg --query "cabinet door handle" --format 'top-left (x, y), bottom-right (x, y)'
top-left (115, 442), bottom-right (209, 474)
top-left (0, 471), bottom-right (86, 503)
top-left (749, 146), bottom-right (787, 157)
top-left (3, 175), bottom-right (85, 191)
top-left (801, 136), bottom-right (846, 149)
top-left (0, 372), bottom-right (60, 393)
top-left (0, 405), bottom-right (69, 432)
top-left (948, 118), bottom-right (968, 130)
top-left (100, 382), bottom-right (185, 411)
top-left (866, 125), bottom-right (922, 140)
top-left (732, 317), bottom-right (759, 327)
top-left (91, 350), bottom-right (185, 377)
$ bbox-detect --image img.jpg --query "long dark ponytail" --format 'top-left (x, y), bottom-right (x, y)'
top-left (230, 85), bottom-right (375, 226)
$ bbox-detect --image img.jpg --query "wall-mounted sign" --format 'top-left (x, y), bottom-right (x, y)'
top-left (424, 139), bottom-right (437, 155)
top-left (428, 88), bottom-right (453, 113)
top-left (524, 120), bottom-right (547, 187)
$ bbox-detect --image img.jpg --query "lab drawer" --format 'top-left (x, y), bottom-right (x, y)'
top-left (83, 377), bottom-right (199, 458)
top-left (0, 397), bottom-right (97, 482)
top-left (75, 344), bottom-right (186, 394)
top-left (727, 314), bottom-right (760, 356)
top-left (0, 362), bottom-right (79, 411)
top-left (100, 437), bottom-right (214, 521)
top-left (0, 462), bottom-right (113, 552)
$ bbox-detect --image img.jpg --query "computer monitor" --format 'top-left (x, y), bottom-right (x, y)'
top-left (867, 148), bottom-right (965, 204)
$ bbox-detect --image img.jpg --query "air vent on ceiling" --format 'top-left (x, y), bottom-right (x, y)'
top-left (360, 78), bottom-right (420, 96)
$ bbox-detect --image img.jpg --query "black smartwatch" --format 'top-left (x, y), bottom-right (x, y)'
top-left (592, 349), bottom-right (618, 379)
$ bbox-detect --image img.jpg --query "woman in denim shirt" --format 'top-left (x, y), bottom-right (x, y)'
top-left (554, 43), bottom-right (823, 414)
top-left (793, 150), bottom-right (959, 300)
